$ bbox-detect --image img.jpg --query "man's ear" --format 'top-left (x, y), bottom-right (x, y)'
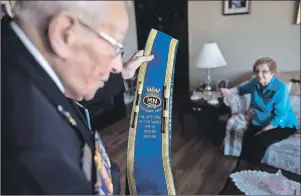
top-left (47, 11), bottom-right (78, 59)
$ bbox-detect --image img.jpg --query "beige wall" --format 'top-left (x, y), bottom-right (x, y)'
top-left (189, 1), bottom-right (300, 89)
top-left (123, 1), bottom-right (138, 61)
top-left (123, 1), bottom-right (138, 99)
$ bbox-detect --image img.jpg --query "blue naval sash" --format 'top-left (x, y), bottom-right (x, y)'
top-left (126, 29), bottom-right (178, 195)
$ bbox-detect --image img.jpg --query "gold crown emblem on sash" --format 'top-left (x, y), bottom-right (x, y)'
top-left (146, 87), bottom-right (160, 95)
top-left (144, 86), bottom-right (161, 108)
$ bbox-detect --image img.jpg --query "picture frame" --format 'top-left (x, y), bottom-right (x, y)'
top-left (223, 0), bottom-right (251, 15)
top-left (1, 3), bottom-right (6, 19)
top-left (1, 1), bottom-right (14, 18)
top-left (216, 80), bottom-right (229, 91)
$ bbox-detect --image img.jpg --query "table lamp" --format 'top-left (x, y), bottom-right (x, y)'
top-left (196, 42), bottom-right (227, 91)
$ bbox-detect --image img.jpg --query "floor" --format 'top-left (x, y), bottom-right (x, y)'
top-left (100, 112), bottom-right (238, 195)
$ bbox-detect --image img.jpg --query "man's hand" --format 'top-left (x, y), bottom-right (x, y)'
top-left (255, 124), bottom-right (276, 136)
top-left (121, 50), bottom-right (154, 80)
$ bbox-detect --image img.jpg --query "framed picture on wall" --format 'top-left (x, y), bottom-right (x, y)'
top-left (1, 3), bottom-right (6, 19)
top-left (1, 1), bottom-right (14, 18)
top-left (223, 0), bottom-right (251, 15)
top-left (216, 80), bottom-right (229, 92)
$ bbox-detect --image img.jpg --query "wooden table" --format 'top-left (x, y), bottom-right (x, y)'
top-left (220, 160), bottom-right (301, 195)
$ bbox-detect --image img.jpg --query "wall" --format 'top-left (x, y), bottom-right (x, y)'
top-left (123, 1), bottom-right (138, 61)
top-left (123, 1), bottom-right (138, 103)
top-left (189, 1), bottom-right (300, 89)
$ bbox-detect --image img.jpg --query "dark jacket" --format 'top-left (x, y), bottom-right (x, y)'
top-left (1, 16), bottom-right (95, 194)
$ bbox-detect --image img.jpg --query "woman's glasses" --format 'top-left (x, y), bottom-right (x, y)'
top-left (254, 70), bottom-right (270, 75)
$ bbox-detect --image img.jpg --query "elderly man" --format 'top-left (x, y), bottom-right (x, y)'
top-left (1, 1), bottom-right (153, 195)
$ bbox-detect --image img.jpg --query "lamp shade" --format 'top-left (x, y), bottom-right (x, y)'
top-left (196, 42), bottom-right (227, 68)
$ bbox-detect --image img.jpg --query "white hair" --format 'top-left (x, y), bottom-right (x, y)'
top-left (12, 1), bottom-right (108, 28)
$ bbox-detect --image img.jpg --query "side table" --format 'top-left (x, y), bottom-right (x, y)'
top-left (178, 95), bottom-right (230, 145)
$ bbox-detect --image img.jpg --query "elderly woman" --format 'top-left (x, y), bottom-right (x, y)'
top-left (220, 57), bottom-right (298, 163)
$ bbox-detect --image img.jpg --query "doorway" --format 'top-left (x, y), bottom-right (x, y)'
top-left (134, 0), bottom-right (190, 105)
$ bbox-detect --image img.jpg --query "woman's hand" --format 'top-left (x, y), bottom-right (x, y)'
top-left (255, 124), bottom-right (276, 136)
top-left (262, 124), bottom-right (276, 131)
top-left (220, 87), bottom-right (239, 97)
top-left (220, 88), bottom-right (231, 97)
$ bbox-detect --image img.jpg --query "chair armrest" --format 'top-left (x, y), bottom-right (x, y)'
top-left (223, 93), bottom-right (250, 115)
top-left (226, 113), bottom-right (248, 132)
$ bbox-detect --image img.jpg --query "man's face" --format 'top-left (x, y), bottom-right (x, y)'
top-left (48, 2), bottom-right (129, 101)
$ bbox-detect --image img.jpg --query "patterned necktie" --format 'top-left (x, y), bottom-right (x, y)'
top-left (74, 101), bottom-right (113, 195)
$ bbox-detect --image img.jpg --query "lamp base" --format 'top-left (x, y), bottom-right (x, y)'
top-left (204, 84), bottom-right (212, 92)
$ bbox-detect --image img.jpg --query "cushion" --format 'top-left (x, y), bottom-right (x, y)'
top-left (293, 114), bottom-right (300, 135)
top-left (276, 71), bottom-right (300, 95)
top-left (264, 135), bottom-right (301, 175)
top-left (276, 71), bottom-right (300, 84)
top-left (289, 81), bottom-right (300, 96)
top-left (290, 95), bottom-right (300, 134)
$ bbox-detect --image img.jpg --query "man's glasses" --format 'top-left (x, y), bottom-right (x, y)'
top-left (78, 18), bottom-right (124, 57)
